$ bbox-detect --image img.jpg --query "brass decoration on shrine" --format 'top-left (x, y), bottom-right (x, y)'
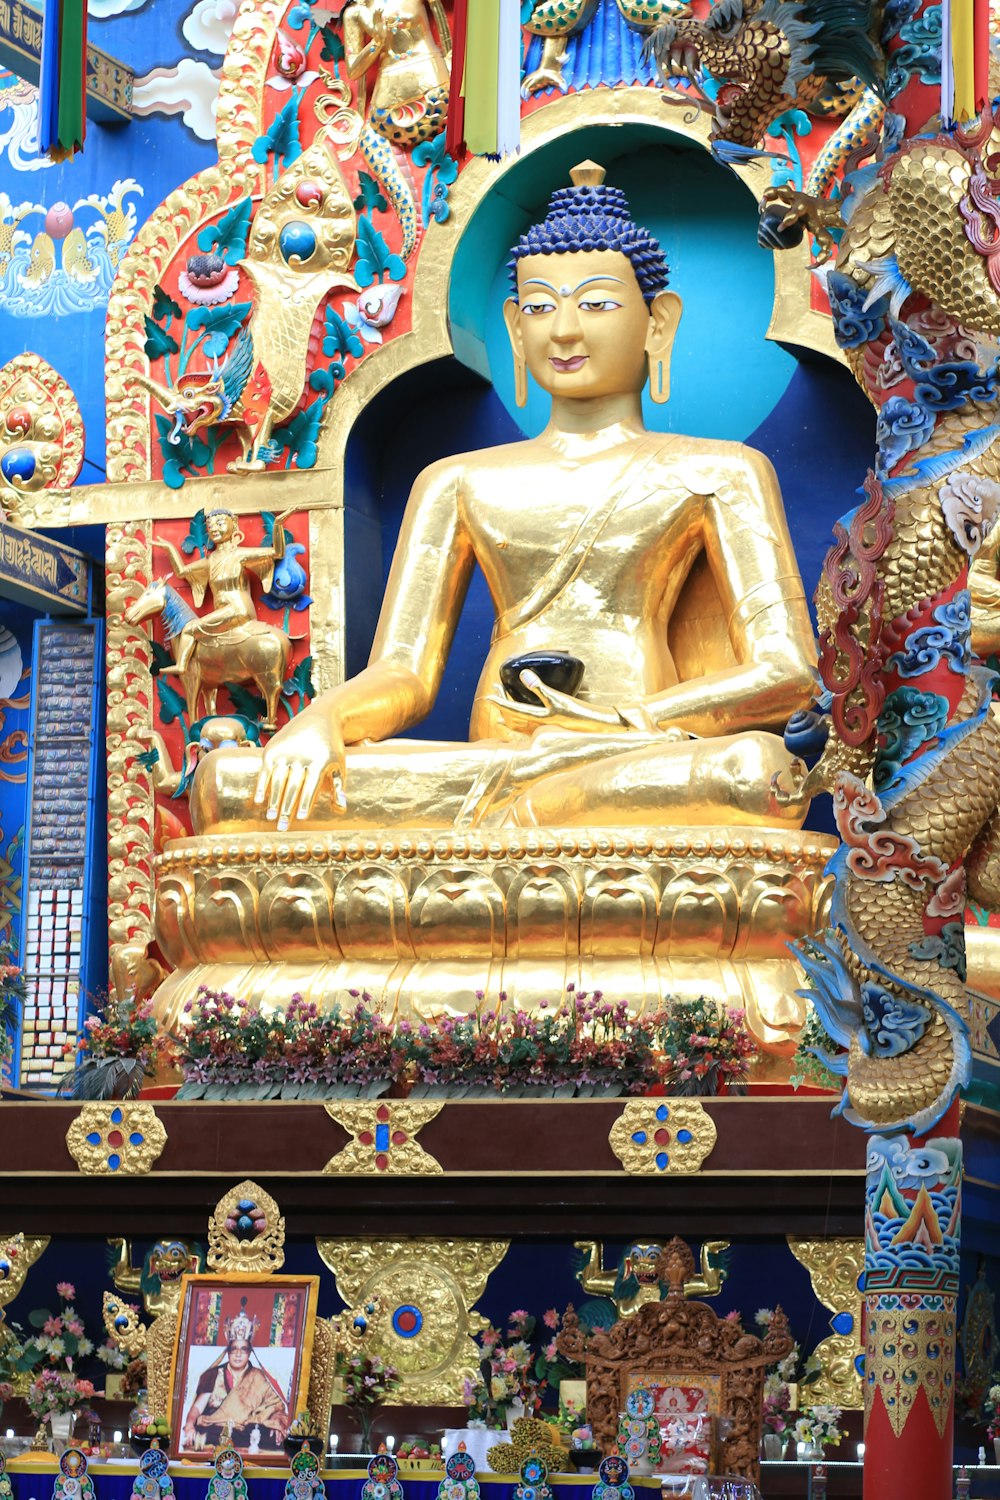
top-left (608, 1099), bottom-right (717, 1175)
top-left (342, 0), bottom-right (452, 146)
top-left (316, 1237), bottom-right (508, 1404)
top-left (0, 1232), bottom-right (49, 1307)
top-left (65, 1102), bottom-right (167, 1176)
top-left (575, 1236), bottom-right (729, 1313)
top-left (323, 1101), bottom-right (443, 1176)
top-left (0, 354), bottom-right (84, 517)
top-left (0, 1233), bottom-right (49, 1393)
top-left (123, 508), bottom-right (295, 730)
top-left (786, 1237), bottom-right (864, 1410)
top-left (557, 1238), bottom-right (793, 1484)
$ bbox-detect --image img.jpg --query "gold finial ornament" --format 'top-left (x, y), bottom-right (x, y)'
top-left (569, 160), bottom-right (606, 187)
top-left (207, 1180), bottom-right (285, 1273)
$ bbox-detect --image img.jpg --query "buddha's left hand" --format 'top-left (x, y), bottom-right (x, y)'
top-left (486, 669), bottom-right (627, 734)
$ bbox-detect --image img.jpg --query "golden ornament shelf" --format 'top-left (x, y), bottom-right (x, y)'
top-left (0, 1095), bottom-right (865, 1237)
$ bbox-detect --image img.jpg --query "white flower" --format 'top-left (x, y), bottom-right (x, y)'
top-left (76, 1338), bottom-right (93, 1357)
top-left (47, 1338), bottom-right (65, 1357)
top-left (755, 1308), bottom-right (774, 1327)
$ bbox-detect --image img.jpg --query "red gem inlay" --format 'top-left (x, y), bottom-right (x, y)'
top-left (375, 1154), bottom-right (388, 1171)
top-left (653, 1128), bottom-right (670, 1145)
top-left (359, 1131), bottom-right (374, 1146)
top-left (107, 1130), bottom-right (124, 1148)
top-left (392, 1130), bottom-right (407, 1145)
top-left (376, 1104), bottom-right (390, 1122)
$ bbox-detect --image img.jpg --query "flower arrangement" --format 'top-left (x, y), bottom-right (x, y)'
top-left (792, 1404), bottom-right (845, 1452)
top-left (13, 1283), bottom-right (97, 1421)
top-left (174, 990), bottom-right (408, 1099)
top-left (465, 1307), bottom-right (589, 1427)
top-left (338, 1348), bottom-right (401, 1452)
top-left (984, 1382), bottom-right (1000, 1441)
top-left (59, 994), bottom-right (170, 1099)
top-left (754, 1308), bottom-right (821, 1436)
top-left (655, 997), bottom-right (757, 1094)
top-left (0, 941), bottom-right (26, 1063)
top-left (170, 987), bottom-right (758, 1099)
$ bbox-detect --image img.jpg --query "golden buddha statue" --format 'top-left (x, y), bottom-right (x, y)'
top-left (156, 163), bottom-right (833, 1045)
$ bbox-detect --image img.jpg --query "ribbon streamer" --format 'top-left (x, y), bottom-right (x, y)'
top-left (38, 0), bottom-right (87, 160)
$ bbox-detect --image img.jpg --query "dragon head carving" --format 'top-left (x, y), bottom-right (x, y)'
top-left (650, 0), bottom-right (882, 151)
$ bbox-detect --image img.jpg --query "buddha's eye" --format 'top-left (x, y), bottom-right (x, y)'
top-left (521, 299), bottom-right (556, 316)
top-left (579, 299), bottom-right (621, 312)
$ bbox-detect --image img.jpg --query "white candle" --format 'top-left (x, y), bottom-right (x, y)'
top-left (386, 1437), bottom-right (395, 1452)
top-left (330, 1435), bottom-right (339, 1452)
top-left (4, 1430), bottom-right (12, 1441)
top-left (113, 1431), bottom-right (123, 1444)
top-left (857, 1442), bottom-right (865, 1461)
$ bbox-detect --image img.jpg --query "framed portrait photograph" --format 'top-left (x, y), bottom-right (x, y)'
top-left (168, 1273), bottom-right (320, 1465)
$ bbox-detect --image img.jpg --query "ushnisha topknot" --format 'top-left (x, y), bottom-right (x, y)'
top-left (509, 161), bottom-right (669, 305)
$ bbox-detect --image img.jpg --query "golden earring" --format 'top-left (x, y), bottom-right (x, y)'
top-left (513, 354), bottom-right (528, 409)
top-left (648, 357), bottom-right (669, 405)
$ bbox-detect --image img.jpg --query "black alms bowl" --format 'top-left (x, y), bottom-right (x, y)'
top-left (500, 650), bottom-right (585, 706)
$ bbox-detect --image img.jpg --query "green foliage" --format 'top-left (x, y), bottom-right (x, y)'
top-left (322, 306), bottom-right (364, 361)
top-left (354, 214), bottom-right (406, 288)
top-left (181, 509), bottom-right (213, 558)
top-left (320, 19), bottom-right (344, 63)
top-left (251, 92), bottom-right (302, 169)
top-left (790, 1006), bottom-right (845, 1091)
top-left (154, 413), bottom-right (212, 490)
top-left (186, 301), bottom-right (253, 359)
top-left (155, 674), bottom-right (189, 728)
top-left (224, 682), bottom-right (267, 722)
top-left (143, 315), bottom-right (179, 363)
top-left (269, 395), bottom-right (325, 469)
top-left (261, 511), bottom-right (294, 546)
top-left (353, 170), bottom-right (388, 216)
top-left (196, 197), bottom-right (253, 265)
top-left (152, 284), bottom-right (183, 323)
top-left (149, 639), bottom-right (173, 674)
top-left (282, 655), bottom-right (315, 715)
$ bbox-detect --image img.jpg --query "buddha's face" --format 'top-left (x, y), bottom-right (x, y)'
top-left (506, 249), bottom-right (679, 402)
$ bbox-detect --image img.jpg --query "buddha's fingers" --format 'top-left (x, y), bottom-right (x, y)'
top-left (276, 764), bottom-right (306, 831)
top-left (265, 762), bottom-right (291, 822)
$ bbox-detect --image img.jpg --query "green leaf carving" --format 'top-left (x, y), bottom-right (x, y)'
top-left (196, 197), bottom-right (253, 265)
top-left (354, 214), bottom-right (406, 288)
top-left (143, 315), bottom-right (179, 362)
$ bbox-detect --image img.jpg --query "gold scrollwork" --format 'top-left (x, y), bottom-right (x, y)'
top-left (316, 1238), bottom-right (508, 1404)
top-left (608, 1099), bottom-right (717, 1175)
top-left (324, 1100), bottom-right (443, 1175)
top-left (65, 1102), bottom-right (167, 1175)
top-left (787, 1237), bottom-right (864, 1410)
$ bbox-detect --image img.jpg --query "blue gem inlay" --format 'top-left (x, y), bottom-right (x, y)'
top-left (655, 1151), bottom-right (669, 1170)
top-left (831, 1311), bottom-right (854, 1336)
top-left (677, 1128), bottom-right (692, 1143)
top-left (108, 1154), bottom-right (121, 1171)
top-left (631, 1130), bottom-right (647, 1144)
top-left (375, 1122), bottom-right (390, 1152)
top-left (129, 1132), bottom-right (144, 1146)
top-left (655, 1104), bottom-right (669, 1121)
top-left (111, 1107), bottom-right (123, 1125)
top-left (86, 1131), bottom-right (101, 1145)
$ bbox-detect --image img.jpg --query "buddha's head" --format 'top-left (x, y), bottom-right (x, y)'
top-left (504, 162), bottom-right (682, 407)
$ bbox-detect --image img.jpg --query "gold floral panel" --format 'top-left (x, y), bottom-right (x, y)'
top-left (608, 1099), bottom-right (717, 1175)
top-left (316, 1237), bottom-right (508, 1404)
top-left (65, 1103), bottom-right (166, 1175)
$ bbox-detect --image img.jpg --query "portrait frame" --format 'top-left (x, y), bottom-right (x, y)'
top-left (167, 1272), bottom-right (320, 1466)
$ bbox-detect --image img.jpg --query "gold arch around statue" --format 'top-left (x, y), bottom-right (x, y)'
top-left (316, 1237), bottom-right (508, 1404)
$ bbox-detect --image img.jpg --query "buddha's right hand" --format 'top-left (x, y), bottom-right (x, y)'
top-left (253, 704), bottom-right (348, 828)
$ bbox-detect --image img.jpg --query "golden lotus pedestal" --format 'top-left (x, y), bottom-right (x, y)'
top-left (152, 825), bottom-right (837, 1054)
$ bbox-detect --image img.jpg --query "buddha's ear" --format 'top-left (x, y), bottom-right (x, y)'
top-left (645, 290), bottom-right (683, 405)
top-left (503, 296), bottom-right (528, 408)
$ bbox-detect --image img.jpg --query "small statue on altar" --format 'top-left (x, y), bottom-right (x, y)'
top-left (196, 163), bottom-right (815, 836)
